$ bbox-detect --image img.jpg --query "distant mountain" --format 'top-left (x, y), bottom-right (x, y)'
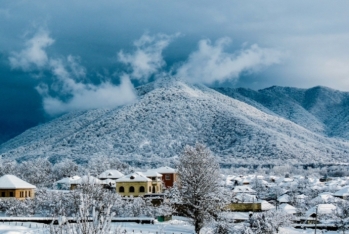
top-left (1, 79), bottom-right (349, 166)
top-left (215, 86), bottom-right (349, 139)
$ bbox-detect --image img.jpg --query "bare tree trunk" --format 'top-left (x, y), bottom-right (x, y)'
top-left (195, 221), bottom-right (201, 234)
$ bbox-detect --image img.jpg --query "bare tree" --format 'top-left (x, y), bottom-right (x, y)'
top-left (50, 180), bottom-right (120, 234)
top-left (175, 143), bottom-right (228, 234)
top-left (244, 210), bottom-right (293, 234)
top-left (332, 200), bottom-right (349, 234)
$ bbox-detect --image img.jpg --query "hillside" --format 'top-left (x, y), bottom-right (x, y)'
top-left (215, 86), bottom-right (349, 139)
top-left (1, 79), bottom-right (349, 166)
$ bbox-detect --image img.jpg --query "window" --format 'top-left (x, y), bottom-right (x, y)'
top-left (149, 186), bottom-right (151, 192)
top-left (25, 191), bottom-right (27, 197)
top-left (139, 186), bottom-right (145, 193)
top-left (165, 175), bottom-right (171, 180)
top-left (28, 191), bottom-right (31, 197)
top-left (119, 186), bottom-right (125, 193)
top-left (129, 186), bottom-right (135, 193)
top-left (1, 192), bottom-right (5, 197)
top-left (9, 192), bottom-right (14, 197)
top-left (20, 191), bottom-right (23, 197)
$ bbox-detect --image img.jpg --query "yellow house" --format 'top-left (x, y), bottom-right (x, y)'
top-left (116, 172), bottom-right (162, 197)
top-left (0, 175), bottom-right (36, 200)
top-left (141, 170), bottom-right (163, 193)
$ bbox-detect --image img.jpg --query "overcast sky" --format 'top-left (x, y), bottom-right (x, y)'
top-left (1, 0), bottom-right (349, 142)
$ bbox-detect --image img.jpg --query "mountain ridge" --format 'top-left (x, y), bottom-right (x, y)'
top-left (1, 80), bottom-right (349, 165)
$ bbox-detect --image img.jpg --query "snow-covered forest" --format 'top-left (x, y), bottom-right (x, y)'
top-left (1, 81), bottom-right (349, 166)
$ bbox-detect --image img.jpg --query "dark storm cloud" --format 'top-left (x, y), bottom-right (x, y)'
top-left (9, 30), bottom-right (283, 116)
top-left (9, 30), bottom-right (138, 116)
top-left (2, 0), bottom-right (349, 89)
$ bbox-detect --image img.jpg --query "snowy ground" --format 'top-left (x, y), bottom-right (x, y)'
top-left (0, 217), bottom-right (194, 234)
top-left (279, 227), bottom-right (338, 234)
top-left (0, 221), bottom-right (341, 234)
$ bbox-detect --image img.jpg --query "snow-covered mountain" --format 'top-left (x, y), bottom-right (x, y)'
top-left (215, 86), bottom-right (349, 139)
top-left (1, 79), bottom-right (349, 165)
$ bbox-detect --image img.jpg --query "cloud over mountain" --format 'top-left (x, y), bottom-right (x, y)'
top-left (177, 38), bottom-right (283, 84)
top-left (9, 31), bottom-right (283, 116)
top-left (118, 33), bottom-right (180, 81)
top-left (9, 30), bottom-right (138, 116)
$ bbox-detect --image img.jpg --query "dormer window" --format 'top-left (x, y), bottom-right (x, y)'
top-left (130, 176), bottom-right (135, 180)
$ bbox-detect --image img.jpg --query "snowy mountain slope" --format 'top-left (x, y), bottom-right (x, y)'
top-left (215, 86), bottom-right (349, 139)
top-left (1, 80), bottom-right (349, 165)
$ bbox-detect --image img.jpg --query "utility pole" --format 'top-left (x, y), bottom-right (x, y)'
top-left (314, 205), bottom-right (318, 234)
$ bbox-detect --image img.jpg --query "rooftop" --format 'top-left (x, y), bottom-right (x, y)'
top-left (0, 174), bottom-right (36, 189)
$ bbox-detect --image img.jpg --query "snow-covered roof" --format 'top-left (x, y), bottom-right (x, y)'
top-left (232, 193), bottom-right (257, 203)
top-left (116, 172), bottom-right (151, 182)
top-left (279, 204), bottom-right (297, 214)
top-left (151, 166), bottom-right (176, 174)
top-left (305, 204), bottom-right (336, 217)
top-left (221, 212), bottom-right (250, 221)
top-left (141, 170), bottom-right (162, 177)
top-left (310, 192), bottom-right (334, 203)
top-left (296, 194), bottom-right (307, 199)
top-left (283, 178), bottom-right (294, 182)
top-left (334, 186), bottom-right (349, 197)
top-left (56, 176), bottom-right (81, 184)
top-left (277, 194), bottom-right (290, 203)
top-left (98, 170), bottom-right (124, 179)
top-left (74, 175), bottom-right (102, 185)
top-left (232, 186), bottom-right (256, 193)
top-left (101, 179), bottom-right (116, 186)
top-left (260, 200), bottom-right (275, 211)
top-left (0, 175), bottom-right (36, 189)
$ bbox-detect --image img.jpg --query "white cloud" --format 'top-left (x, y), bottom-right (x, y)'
top-left (118, 33), bottom-right (179, 82)
top-left (39, 75), bottom-right (137, 116)
top-left (176, 37), bottom-right (283, 84)
top-left (10, 30), bottom-right (138, 116)
top-left (42, 57), bottom-right (137, 116)
top-left (9, 30), bottom-right (54, 71)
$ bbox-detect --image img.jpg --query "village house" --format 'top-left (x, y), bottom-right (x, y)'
top-left (99, 169), bottom-right (124, 180)
top-left (0, 174), bottom-right (36, 200)
top-left (333, 186), bottom-right (349, 199)
top-left (116, 172), bottom-right (162, 197)
top-left (70, 175), bottom-right (102, 190)
top-left (302, 204), bottom-right (337, 224)
top-left (141, 170), bottom-right (163, 193)
top-left (149, 166), bottom-right (177, 188)
top-left (55, 176), bottom-right (81, 190)
top-left (98, 169), bottom-right (124, 189)
top-left (232, 185), bottom-right (256, 194)
top-left (229, 185), bottom-right (261, 212)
